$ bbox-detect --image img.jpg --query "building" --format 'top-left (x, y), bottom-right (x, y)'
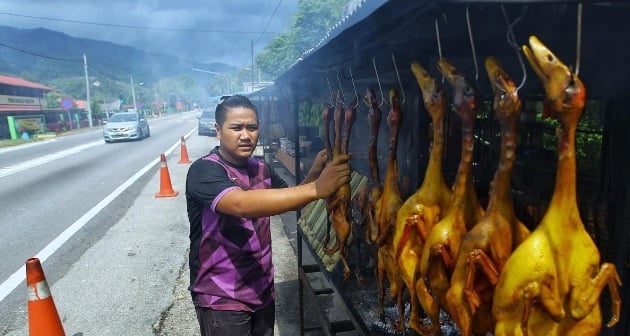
top-left (0, 74), bottom-right (90, 140)
top-left (0, 74), bottom-right (57, 139)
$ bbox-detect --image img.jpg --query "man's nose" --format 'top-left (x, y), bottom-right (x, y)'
top-left (240, 131), bottom-right (252, 140)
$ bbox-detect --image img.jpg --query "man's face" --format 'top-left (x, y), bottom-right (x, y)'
top-left (217, 106), bottom-right (259, 165)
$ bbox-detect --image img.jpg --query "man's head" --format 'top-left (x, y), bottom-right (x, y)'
top-left (215, 95), bottom-right (258, 126)
top-left (215, 95), bottom-right (260, 165)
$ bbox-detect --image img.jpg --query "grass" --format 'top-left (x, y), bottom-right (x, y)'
top-left (0, 126), bottom-right (103, 148)
top-left (0, 137), bottom-right (47, 148)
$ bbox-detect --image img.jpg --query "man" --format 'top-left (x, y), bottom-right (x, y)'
top-left (186, 95), bottom-right (351, 336)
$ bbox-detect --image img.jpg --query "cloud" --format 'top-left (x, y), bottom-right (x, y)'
top-left (0, 0), bottom-right (298, 66)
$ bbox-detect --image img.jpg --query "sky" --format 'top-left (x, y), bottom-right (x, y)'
top-left (0, 0), bottom-right (300, 67)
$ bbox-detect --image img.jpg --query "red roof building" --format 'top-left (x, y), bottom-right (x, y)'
top-left (0, 74), bottom-right (55, 91)
top-left (0, 73), bottom-right (56, 114)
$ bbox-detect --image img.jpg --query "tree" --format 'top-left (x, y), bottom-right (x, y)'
top-left (90, 100), bottom-right (104, 120)
top-left (45, 91), bottom-right (63, 109)
top-left (256, 0), bottom-right (348, 78)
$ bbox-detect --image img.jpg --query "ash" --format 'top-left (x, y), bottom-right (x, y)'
top-left (369, 306), bottom-right (470, 336)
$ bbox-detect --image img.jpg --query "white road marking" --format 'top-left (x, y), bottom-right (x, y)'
top-left (0, 132), bottom-right (192, 302)
top-left (0, 140), bottom-right (104, 178)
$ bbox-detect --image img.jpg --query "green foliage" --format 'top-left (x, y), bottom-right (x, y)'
top-left (45, 91), bottom-right (63, 109)
top-left (90, 100), bottom-right (103, 119)
top-left (528, 99), bottom-right (604, 176)
top-left (256, 0), bottom-right (348, 78)
top-left (298, 99), bottom-right (324, 128)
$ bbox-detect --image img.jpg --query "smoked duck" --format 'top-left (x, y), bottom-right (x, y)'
top-left (418, 57), bottom-right (485, 335)
top-left (373, 88), bottom-right (405, 331)
top-left (446, 56), bottom-right (530, 336)
top-left (393, 61), bottom-right (452, 335)
top-left (492, 36), bottom-right (621, 336)
top-left (364, 87), bottom-right (384, 245)
top-left (322, 91), bottom-right (357, 282)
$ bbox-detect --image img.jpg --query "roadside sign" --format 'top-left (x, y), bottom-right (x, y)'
top-left (61, 97), bottom-right (73, 110)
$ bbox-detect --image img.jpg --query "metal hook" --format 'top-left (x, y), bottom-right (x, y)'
top-left (435, 19), bottom-right (445, 83)
top-left (466, 6), bottom-right (479, 82)
top-left (575, 3), bottom-right (582, 76)
top-left (336, 70), bottom-right (345, 104)
top-left (372, 56), bottom-right (386, 107)
top-left (349, 67), bottom-right (360, 108)
top-left (435, 19), bottom-right (443, 59)
top-left (333, 70), bottom-right (346, 106)
top-left (501, 5), bottom-right (528, 91)
top-left (325, 74), bottom-right (334, 106)
top-left (392, 53), bottom-right (405, 104)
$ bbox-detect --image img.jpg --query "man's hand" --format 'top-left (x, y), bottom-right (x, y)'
top-left (314, 154), bottom-right (351, 198)
top-left (308, 149), bottom-right (328, 176)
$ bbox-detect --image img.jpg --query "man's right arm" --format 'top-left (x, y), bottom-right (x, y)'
top-left (215, 154), bottom-right (351, 218)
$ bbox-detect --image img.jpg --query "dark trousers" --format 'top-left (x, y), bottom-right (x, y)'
top-left (195, 302), bottom-right (275, 336)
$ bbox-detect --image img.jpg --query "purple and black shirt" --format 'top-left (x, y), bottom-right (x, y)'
top-left (185, 147), bottom-right (287, 312)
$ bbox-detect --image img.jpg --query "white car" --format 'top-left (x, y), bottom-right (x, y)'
top-left (103, 112), bottom-right (151, 143)
top-left (253, 142), bottom-right (264, 159)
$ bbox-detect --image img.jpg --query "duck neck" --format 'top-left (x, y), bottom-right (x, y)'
top-left (487, 117), bottom-right (517, 220)
top-left (368, 107), bottom-right (382, 186)
top-left (423, 114), bottom-right (447, 190)
top-left (547, 122), bottom-right (579, 223)
top-left (452, 116), bottom-right (475, 207)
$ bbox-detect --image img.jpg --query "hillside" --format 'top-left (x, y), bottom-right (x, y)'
top-left (0, 26), bottom-right (234, 84)
top-left (0, 26), bottom-right (239, 108)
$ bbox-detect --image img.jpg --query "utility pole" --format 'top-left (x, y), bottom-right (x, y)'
top-left (130, 75), bottom-right (137, 112)
top-left (251, 40), bottom-right (254, 92)
top-left (83, 54), bottom-right (93, 127)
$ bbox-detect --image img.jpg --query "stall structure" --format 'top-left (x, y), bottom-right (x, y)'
top-left (269, 1), bottom-right (630, 335)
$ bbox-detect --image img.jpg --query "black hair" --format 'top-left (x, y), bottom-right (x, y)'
top-left (215, 95), bottom-right (258, 126)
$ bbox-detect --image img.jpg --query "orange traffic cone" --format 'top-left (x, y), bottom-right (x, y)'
top-left (26, 258), bottom-right (66, 336)
top-left (178, 136), bottom-right (191, 164)
top-left (155, 153), bottom-right (179, 198)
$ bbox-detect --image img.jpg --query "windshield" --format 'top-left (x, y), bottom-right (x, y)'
top-left (109, 113), bottom-right (137, 122)
top-left (201, 110), bottom-right (214, 119)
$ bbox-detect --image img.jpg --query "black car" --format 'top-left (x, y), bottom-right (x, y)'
top-left (197, 109), bottom-right (217, 136)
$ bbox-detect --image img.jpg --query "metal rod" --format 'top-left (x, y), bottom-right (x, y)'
top-left (392, 53), bottom-right (405, 104)
top-left (435, 19), bottom-right (443, 59)
top-left (501, 5), bottom-right (528, 91)
top-left (349, 67), bottom-right (359, 108)
top-left (466, 6), bottom-right (479, 82)
top-left (575, 2), bottom-right (583, 76)
top-left (372, 56), bottom-right (386, 107)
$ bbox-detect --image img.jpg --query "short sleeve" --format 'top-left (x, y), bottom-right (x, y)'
top-left (186, 158), bottom-right (236, 207)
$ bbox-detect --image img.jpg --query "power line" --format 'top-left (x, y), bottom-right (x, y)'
top-left (256, 0), bottom-right (283, 43)
top-left (0, 40), bottom-right (140, 86)
top-left (0, 42), bottom-right (81, 62)
top-left (0, 60), bottom-right (80, 76)
top-left (0, 11), bottom-right (278, 35)
top-left (258, 1), bottom-right (274, 33)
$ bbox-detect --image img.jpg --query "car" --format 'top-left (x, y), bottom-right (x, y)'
top-left (103, 111), bottom-right (150, 143)
top-left (253, 142), bottom-right (264, 159)
top-left (197, 109), bottom-right (217, 136)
